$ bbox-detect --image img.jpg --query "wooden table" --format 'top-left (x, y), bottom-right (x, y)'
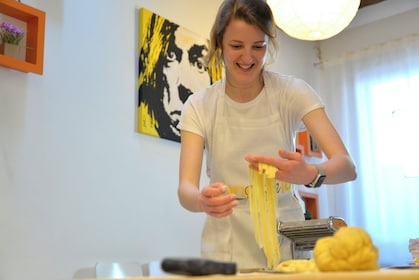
top-left (76, 268), bottom-right (419, 280)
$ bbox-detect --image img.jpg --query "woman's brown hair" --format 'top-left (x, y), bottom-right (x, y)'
top-left (206, 0), bottom-right (279, 73)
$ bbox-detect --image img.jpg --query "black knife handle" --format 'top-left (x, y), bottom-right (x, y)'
top-left (161, 257), bottom-right (237, 276)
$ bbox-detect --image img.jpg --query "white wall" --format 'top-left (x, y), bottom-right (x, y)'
top-left (320, 1), bottom-right (419, 62)
top-left (0, 1), bottom-right (312, 280)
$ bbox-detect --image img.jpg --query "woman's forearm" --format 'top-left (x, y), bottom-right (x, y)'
top-left (321, 154), bottom-right (357, 185)
top-left (178, 182), bottom-right (203, 213)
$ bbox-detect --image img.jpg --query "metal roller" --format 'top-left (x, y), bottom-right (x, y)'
top-left (277, 216), bottom-right (347, 257)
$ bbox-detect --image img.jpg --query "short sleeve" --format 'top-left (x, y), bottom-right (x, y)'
top-left (177, 91), bottom-right (206, 138)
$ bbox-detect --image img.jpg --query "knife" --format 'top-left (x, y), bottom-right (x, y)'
top-left (161, 257), bottom-right (237, 276)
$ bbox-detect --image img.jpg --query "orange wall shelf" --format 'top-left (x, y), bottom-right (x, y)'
top-left (296, 131), bottom-right (322, 158)
top-left (0, 0), bottom-right (45, 75)
top-left (299, 191), bottom-right (319, 219)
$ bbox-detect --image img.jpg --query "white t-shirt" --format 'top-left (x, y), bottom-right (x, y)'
top-left (178, 71), bottom-right (324, 179)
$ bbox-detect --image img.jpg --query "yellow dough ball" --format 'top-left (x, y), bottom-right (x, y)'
top-left (313, 227), bottom-right (379, 272)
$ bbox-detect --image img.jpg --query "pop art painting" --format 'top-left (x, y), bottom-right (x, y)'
top-left (137, 8), bottom-right (221, 142)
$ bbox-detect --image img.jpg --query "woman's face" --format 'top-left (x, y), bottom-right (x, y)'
top-left (222, 19), bottom-right (268, 87)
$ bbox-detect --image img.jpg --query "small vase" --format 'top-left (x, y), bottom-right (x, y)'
top-left (0, 42), bottom-right (25, 60)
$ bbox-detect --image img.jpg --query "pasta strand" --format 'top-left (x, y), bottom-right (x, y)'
top-left (248, 163), bottom-right (280, 269)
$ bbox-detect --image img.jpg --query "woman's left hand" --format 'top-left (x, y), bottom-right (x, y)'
top-left (245, 149), bottom-right (317, 185)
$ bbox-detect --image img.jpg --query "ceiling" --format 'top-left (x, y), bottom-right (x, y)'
top-left (351, 0), bottom-right (419, 29)
top-left (359, 0), bottom-right (386, 9)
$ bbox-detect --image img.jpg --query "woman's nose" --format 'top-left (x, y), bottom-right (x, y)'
top-left (240, 48), bottom-right (254, 63)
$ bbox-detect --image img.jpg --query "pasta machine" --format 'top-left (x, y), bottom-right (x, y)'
top-left (277, 216), bottom-right (347, 258)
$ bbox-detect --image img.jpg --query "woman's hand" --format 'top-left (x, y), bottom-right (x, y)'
top-left (245, 149), bottom-right (317, 185)
top-left (199, 182), bottom-right (239, 218)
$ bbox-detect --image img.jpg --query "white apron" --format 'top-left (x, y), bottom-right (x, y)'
top-left (201, 77), bottom-right (305, 269)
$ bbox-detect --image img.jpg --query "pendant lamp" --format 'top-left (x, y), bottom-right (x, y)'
top-left (267, 0), bottom-right (361, 41)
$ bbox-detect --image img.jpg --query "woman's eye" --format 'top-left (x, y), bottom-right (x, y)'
top-left (253, 45), bottom-right (266, 49)
top-left (230, 45), bottom-right (242, 49)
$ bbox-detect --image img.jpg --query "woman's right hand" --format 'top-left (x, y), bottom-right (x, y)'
top-left (199, 183), bottom-right (239, 218)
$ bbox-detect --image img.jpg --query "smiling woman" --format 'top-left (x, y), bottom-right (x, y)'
top-left (177, 0), bottom-right (356, 271)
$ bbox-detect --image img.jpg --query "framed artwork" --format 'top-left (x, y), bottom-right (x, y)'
top-left (137, 8), bottom-right (221, 142)
top-left (296, 131), bottom-right (322, 158)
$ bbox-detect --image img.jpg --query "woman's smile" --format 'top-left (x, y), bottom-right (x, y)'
top-left (237, 63), bottom-right (255, 70)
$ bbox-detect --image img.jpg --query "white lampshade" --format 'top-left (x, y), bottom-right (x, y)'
top-left (267, 0), bottom-right (361, 41)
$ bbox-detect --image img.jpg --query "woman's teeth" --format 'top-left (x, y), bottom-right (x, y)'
top-left (238, 64), bottom-right (253, 69)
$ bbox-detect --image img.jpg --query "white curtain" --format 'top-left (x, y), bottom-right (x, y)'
top-left (319, 33), bottom-right (419, 266)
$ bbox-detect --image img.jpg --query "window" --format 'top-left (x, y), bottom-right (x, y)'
top-left (371, 75), bottom-right (419, 177)
top-left (320, 34), bottom-right (419, 266)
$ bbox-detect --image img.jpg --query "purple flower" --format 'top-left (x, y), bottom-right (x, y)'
top-left (0, 22), bottom-right (25, 45)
